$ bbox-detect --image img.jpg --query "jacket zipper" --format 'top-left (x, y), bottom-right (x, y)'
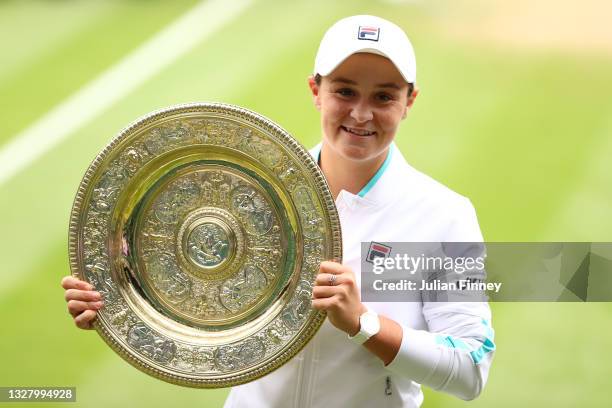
top-left (385, 376), bottom-right (393, 396)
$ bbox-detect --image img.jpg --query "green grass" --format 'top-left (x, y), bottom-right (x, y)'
top-left (0, 0), bottom-right (200, 146)
top-left (1, 0), bottom-right (611, 407)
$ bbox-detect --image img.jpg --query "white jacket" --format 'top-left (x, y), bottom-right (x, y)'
top-left (224, 144), bottom-right (495, 407)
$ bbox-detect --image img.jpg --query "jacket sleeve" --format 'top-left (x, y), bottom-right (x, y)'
top-left (384, 305), bottom-right (495, 400)
top-left (384, 197), bottom-right (496, 401)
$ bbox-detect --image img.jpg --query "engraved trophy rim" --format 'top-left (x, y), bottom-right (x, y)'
top-left (68, 102), bottom-right (342, 388)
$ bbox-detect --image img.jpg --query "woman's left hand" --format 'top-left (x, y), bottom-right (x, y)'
top-left (312, 261), bottom-right (367, 335)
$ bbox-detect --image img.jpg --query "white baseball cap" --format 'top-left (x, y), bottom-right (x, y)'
top-left (314, 15), bottom-right (417, 84)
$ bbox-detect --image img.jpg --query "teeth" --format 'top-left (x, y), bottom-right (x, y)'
top-left (343, 126), bottom-right (375, 136)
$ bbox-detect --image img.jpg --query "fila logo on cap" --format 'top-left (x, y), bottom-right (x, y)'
top-left (358, 26), bottom-right (380, 41)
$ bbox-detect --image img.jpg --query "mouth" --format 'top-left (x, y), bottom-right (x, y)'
top-left (341, 126), bottom-right (377, 137)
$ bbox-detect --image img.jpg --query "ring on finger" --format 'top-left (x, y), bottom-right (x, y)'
top-left (328, 274), bottom-right (338, 286)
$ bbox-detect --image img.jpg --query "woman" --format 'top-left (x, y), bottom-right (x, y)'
top-left (62, 15), bottom-right (495, 407)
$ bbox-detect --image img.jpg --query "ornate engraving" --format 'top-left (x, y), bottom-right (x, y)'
top-left (294, 185), bottom-right (325, 239)
top-left (281, 280), bottom-right (314, 330)
top-left (146, 254), bottom-right (191, 304)
top-left (127, 324), bottom-right (177, 364)
top-left (230, 185), bottom-right (273, 235)
top-left (69, 103), bottom-right (340, 388)
top-left (175, 207), bottom-right (243, 280)
top-left (186, 222), bottom-right (230, 268)
top-left (215, 338), bottom-right (266, 372)
top-left (173, 345), bottom-right (216, 373)
top-left (137, 170), bottom-right (285, 325)
top-left (264, 319), bottom-right (294, 346)
top-left (219, 264), bottom-right (268, 313)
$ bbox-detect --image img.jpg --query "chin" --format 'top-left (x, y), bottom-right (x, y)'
top-left (338, 144), bottom-right (375, 162)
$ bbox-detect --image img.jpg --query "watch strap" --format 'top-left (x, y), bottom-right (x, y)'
top-left (348, 308), bottom-right (380, 345)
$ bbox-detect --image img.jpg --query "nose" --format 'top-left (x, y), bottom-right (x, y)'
top-left (350, 100), bottom-right (373, 123)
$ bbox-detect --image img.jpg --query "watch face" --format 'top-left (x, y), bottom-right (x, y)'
top-left (361, 312), bottom-right (380, 335)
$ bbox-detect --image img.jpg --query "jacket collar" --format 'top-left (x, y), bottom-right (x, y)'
top-left (309, 142), bottom-right (410, 209)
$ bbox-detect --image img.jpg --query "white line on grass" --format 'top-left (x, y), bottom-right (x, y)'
top-left (0, 0), bottom-right (252, 188)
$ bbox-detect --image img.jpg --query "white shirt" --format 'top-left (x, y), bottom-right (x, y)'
top-left (224, 144), bottom-right (495, 407)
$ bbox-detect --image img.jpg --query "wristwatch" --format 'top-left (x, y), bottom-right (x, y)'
top-left (348, 308), bottom-right (380, 345)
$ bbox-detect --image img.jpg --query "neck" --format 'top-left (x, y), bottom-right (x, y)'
top-left (320, 143), bottom-right (389, 200)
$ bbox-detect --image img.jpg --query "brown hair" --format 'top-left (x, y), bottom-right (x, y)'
top-left (314, 73), bottom-right (414, 97)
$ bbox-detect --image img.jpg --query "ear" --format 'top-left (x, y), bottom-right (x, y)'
top-left (402, 86), bottom-right (419, 119)
top-left (307, 75), bottom-right (321, 111)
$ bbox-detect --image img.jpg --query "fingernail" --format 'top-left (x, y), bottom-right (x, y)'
top-left (93, 301), bottom-right (103, 308)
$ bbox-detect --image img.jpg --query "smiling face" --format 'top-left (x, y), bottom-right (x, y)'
top-left (309, 52), bottom-right (417, 163)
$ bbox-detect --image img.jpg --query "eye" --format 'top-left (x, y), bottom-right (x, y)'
top-left (375, 93), bottom-right (393, 102)
top-left (336, 88), bottom-right (355, 97)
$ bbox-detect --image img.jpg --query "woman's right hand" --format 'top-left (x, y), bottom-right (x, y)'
top-left (61, 276), bottom-right (104, 330)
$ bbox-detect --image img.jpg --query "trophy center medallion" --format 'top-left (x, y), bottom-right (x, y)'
top-left (176, 207), bottom-right (245, 281)
top-left (186, 221), bottom-right (231, 268)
